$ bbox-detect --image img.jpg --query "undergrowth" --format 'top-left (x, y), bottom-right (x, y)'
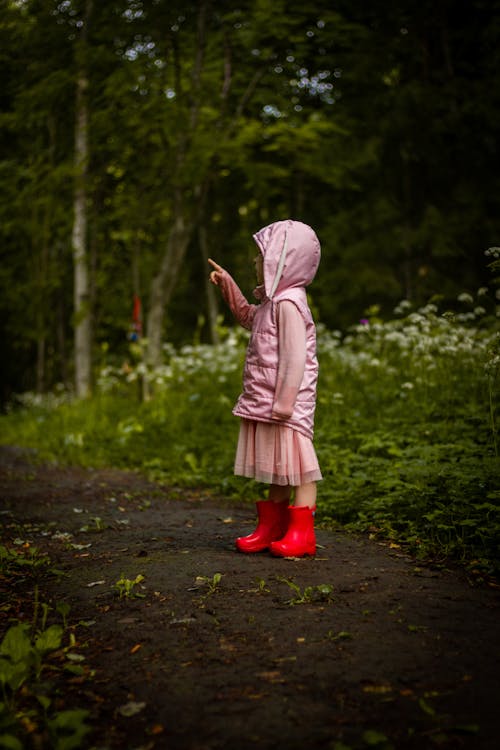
top-left (0, 546), bottom-right (91, 750)
top-left (1, 289), bottom-right (499, 578)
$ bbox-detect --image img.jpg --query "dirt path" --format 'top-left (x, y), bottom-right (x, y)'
top-left (0, 446), bottom-right (499, 750)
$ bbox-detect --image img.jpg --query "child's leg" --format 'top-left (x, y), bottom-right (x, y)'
top-left (269, 481), bottom-right (317, 557)
top-left (293, 481), bottom-right (316, 508)
top-left (268, 484), bottom-right (292, 503)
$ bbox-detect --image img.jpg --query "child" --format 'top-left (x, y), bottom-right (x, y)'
top-left (208, 219), bottom-right (322, 557)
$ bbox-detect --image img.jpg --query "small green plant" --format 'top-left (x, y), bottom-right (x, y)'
top-left (56, 602), bottom-right (72, 630)
top-left (80, 516), bottom-right (106, 533)
top-left (113, 573), bottom-right (146, 599)
top-left (362, 729), bottom-right (393, 748)
top-left (327, 629), bottom-right (353, 642)
top-left (194, 573), bottom-right (223, 597)
top-left (0, 607), bottom-right (90, 750)
top-left (0, 544), bottom-right (61, 577)
top-left (47, 709), bottom-right (92, 749)
top-left (250, 577), bottom-right (270, 594)
top-left (277, 577), bottom-right (334, 606)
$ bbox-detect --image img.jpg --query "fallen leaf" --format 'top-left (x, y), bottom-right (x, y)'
top-left (130, 644), bottom-right (142, 654)
top-left (66, 653), bottom-right (85, 662)
top-left (149, 724), bottom-right (164, 735)
top-left (362, 683), bottom-right (393, 694)
top-left (219, 637), bottom-right (237, 652)
top-left (257, 671), bottom-right (285, 684)
top-left (52, 531), bottom-right (73, 542)
top-left (118, 701), bottom-right (146, 717)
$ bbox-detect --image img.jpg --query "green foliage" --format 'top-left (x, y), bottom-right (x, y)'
top-left (113, 573), bottom-right (146, 600)
top-left (1, 0), bottom-right (500, 399)
top-left (1, 297), bottom-right (499, 575)
top-left (194, 573), bottom-right (223, 598)
top-left (314, 298), bottom-right (500, 575)
top-left (0, 544), bottom-right (63, 581)
top-left (0, 617), bottom-right (90, 750)
top-left (46, 710), bottom-right (91, 750)
top-left (277, 577), bottom-right (334, 606)
top-left (0, 545), bottom-right (50, 574)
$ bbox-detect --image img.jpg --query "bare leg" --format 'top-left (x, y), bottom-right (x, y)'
top-left (268, 484), bottom-right (291, 503)
top-left (293, 481), bottom-right (316, 508)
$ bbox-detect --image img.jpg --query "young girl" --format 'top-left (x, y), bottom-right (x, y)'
top-left (208, 219), bottom-right (322, 557)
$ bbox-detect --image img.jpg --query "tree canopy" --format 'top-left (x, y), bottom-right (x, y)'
top-left (1, 0), bottom-right (499, 401)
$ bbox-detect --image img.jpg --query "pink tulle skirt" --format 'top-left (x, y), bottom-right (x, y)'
top-left (234, 418), bottom-right (322, 486)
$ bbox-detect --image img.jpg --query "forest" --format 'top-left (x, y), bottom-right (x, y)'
top-left (1, 0), bottom-right (499, 398)
top-left (1, 1), bottom-right (499, 575)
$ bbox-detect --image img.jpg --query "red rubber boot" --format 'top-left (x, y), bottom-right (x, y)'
top-left (269, 506), bottom-right (316, 557)
top-left (236, 501), bottom-right (289, 553)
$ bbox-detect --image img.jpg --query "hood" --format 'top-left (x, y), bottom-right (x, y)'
top-left (253, 219), bottom-right (321, 300)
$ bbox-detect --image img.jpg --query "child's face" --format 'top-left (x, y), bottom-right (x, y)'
top-left (254, 253), bottom-right (264, 284)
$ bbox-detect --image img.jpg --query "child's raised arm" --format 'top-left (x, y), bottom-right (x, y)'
top-left (208, 258), bottom-right (257, 330)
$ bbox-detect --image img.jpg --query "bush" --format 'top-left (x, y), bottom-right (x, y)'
top-left (1, 298), bottom-right (499, 575)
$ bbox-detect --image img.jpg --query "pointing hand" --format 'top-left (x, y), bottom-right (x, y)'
top-left (208, 258), bottom-right (225, 286)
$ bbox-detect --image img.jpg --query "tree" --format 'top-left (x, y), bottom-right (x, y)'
top-left (1, 0), bottom-right (499, 402)
top-left (72, 0), bottom-right (93, 397)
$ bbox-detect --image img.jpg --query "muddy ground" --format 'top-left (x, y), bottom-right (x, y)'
top-left (0, 445), bottom-right (499, 750)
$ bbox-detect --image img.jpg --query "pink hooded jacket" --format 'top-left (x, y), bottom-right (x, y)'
top-left (219, 219), bottom-right (321, 440)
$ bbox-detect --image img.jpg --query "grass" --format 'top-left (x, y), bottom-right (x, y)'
top-left (1, 295), bottom-right (499, 578)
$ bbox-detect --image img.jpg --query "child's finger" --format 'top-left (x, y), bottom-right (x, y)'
top-left (208, 258), bottom-right (224, 273)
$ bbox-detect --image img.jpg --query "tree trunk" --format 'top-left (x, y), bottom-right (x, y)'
top-left (36, 336), bottom-right (45, 393)
top-left (144, 1), bottom-right (209, 373)
top-left (146, 195), bottom-right (192, 367)
top-left (72, 2), bottom-right (92, 398)
top-left (35, 207), bottom-right (49, 394)
top-left (57, 284), bottom-right (69, 389)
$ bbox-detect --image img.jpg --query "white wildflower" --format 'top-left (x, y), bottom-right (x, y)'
top-left (394, 299), bottom-right (412, 314)
top-left (419, 303), bottom-right (438, 315)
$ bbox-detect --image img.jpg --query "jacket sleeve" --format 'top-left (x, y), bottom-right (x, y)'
top-left (272, 300), bottom-right (306, 420)
top-left (218, 270), bottom-right (257, 330)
